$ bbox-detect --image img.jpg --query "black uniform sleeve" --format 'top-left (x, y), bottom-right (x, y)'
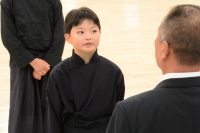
top-left (43, 0), bottom-right (65, 67)
top-left (46, 74), bottom-right (64, 133)
top-left (106, 102), bottom-right (131, 133)
top-left (1, 0), bottom-right (35, 69)
top-left (116, 70), bottom-right (125, 101)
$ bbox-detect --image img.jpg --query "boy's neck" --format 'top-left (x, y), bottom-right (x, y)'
top-left (74, 50), bottom-right (96, 64)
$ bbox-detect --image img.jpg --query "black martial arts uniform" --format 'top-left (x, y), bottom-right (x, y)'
top-left (46, 50), bottom-right (125, 133)
top-left (1, 0), bottom-right (65, 133)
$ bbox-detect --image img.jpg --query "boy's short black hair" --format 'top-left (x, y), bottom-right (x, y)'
top-left (64, 7), bottom-right (101, 34)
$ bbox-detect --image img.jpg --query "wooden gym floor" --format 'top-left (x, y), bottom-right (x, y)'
top-left (1, 0), bottom-right (200, 132)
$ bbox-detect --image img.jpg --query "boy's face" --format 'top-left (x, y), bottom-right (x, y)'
top-left (65, 19), bottom-right (100, 56)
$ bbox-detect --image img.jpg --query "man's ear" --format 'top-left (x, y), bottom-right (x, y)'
top-left (64, 34), bottom-right (71, 44)
top-left (160, 41), bottom-right (170, 60)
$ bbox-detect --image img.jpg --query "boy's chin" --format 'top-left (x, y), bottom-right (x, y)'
top-left (83, 47), bottom-right (97, 53)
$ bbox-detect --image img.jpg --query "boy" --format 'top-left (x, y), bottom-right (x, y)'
top-left (46, 7), bottom-right (125, 133)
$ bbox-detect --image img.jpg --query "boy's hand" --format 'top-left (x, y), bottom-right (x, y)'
top-left (32, 70), bottom-right (42, 80)
top-left (29, 58), bottom-right (50, 73)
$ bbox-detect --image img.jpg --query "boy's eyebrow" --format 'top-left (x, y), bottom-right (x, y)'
top-left (75, 25), bottom-right (98, 30)
top-left (90, 25), bottom-right (98, 29)
top-left (75, 27), bottom-right (84, 30)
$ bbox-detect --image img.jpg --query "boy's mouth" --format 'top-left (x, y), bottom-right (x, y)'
top-left (84, 42), bottom-right (93, 46)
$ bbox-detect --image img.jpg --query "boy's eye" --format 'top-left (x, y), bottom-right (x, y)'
top-left (92, 30), bottom-right (97, 33)
top-left (78, 31), bottom-right (83, 34)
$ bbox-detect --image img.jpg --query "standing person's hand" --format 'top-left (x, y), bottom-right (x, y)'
top-left (32, 70), bottom-right (42, 80)
top-left (29, 58), bottom-right (50, 73)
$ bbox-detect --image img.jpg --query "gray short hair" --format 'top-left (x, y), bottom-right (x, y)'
top-left (160, 5), bottom-right (200, 66)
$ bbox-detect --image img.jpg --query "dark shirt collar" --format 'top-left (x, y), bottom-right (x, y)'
top-left (71, 49), bottom-right (99, 65)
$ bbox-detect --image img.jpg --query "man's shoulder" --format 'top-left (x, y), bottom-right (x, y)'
top-left (122, 89), bottom-right (158, 104)
top-left (119, 88), bottom-right (170, 109)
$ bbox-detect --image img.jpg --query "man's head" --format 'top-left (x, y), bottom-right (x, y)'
top-left (155, 5), bottom-right (200, 73)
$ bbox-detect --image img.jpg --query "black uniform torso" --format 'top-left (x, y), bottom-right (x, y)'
top-left (47, 51), bottom-right (125, 133)
top-left (1, 0), bottom-right (65, 68)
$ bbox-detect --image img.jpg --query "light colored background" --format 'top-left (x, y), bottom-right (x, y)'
top-left (1, 0), bottom-right (200, 132)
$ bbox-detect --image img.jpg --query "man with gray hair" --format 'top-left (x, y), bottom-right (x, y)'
top-left (106, 4), bottom-right (200, 133)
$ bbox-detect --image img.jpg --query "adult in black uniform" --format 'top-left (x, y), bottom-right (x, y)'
top-left (46, 7), bottom-right (125, 133)
top-left (1, 0), bottom-right (65, 133)
top-left (106, 4), bottom-right (200, 133)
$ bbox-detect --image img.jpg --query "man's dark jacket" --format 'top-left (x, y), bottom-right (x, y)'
top-left (106, 77), bottom-right (200, 133)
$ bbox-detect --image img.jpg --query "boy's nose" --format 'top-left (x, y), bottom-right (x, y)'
top-left (85, 33), bottom-right (92, 40)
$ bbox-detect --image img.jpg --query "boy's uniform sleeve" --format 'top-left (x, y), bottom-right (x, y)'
top-left (46, 74), bottom-right (64, 133)
top-left (1, 0), bottom-right (35, 69)
top-left (43, 0), bottom-right (65, 67)
top-left (106, 101), bottom-right (131, 133)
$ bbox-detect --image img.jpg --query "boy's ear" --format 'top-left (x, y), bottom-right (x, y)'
top-left (64, 34), bottom-right (71, 43)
